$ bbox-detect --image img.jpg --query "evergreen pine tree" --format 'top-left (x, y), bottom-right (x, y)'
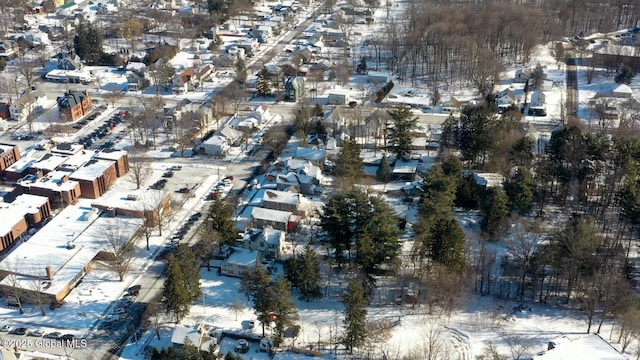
top-left (206, 196), bottom-right (238, 245)
top-left (240, 264), bottom-right (273, 336)
top-left (427, 217), bottom-right (466, 272)
top-left (180, 337), bottom-right (201, 360)
top-left (615, 65), bottom-right (634, 85)
top-left (163, 245), bottom-right (201, 323)
top-left (256, 73), bottom-right (272, 97)
top-left (335, 138), bottom-right (363, 182)
top-left (272, 275), bottom-right (298, 344)
top-left (376, 154), bottom-right (392, 183)
top-left (504, 167), bottom-right (536, 214)
top-left (387, 105), bottom-right (417, 160)
top-left (481, 187), bottom-right (510, 239)
top-left (530, 63), bottom-right (545, 90)
top-left (342, 281), bottom-right (368, 354)
top-left (297, 246), bottom-right (322, 301)
top-left (163, 255), bottom-right (191, 323)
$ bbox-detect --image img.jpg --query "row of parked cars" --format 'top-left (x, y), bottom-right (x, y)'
top-left (0, 325), bottom-right (77, 341)
top-left (78, 110), bottom-right (128, 149)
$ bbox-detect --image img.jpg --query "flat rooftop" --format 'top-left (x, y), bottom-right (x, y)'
top-left (4, 157), bottom-right (35, 174)
top-left (0, 143), bottom-right (16, 154)
top-left (95, 148), bottom-right (127, 161)
top-left (91, 188), bottom-right (168, 212)
top-left (0, 205), bottom-right (140, 296)
top-left (70, 159), bottom-right (114, 181)
top-left (31, 153), bottom-right (69, 172)
top-left (18, 170), bottom-right (79, 192)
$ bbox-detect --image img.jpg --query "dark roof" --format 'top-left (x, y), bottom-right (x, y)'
top-left (57, 91), bottom-right (88, 109)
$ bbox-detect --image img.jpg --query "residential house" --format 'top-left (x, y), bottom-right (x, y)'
top-left (220, 126), bottom-right (243, 146)
top-left (10, 90), bottom-right (48, 122)
top-left (262, 189), bottom-right (301, 214)
top-left (173, 68), bottom-right (197, 93)
top-left (243, 226), bottom-right (286, 259)
top-left (221, 247), bottom-right (260, 277)
top-left (295, 147), bottom-right (327, 165)
top-left (474, 172), bottom-right (505, 189)
top-left (57, 90), bottom-right (92, 122)
top-left (57, 54), bottom-right (82, 70)
top-left (249, 105), bottom-right (271, 125)
top-left (392, 159), bottom-right (419, 181)
top-left (251, 207), bottom-right (292, 231)
top-left (22, 31), bottom-right (51, 47)
top-left (438, 96), bottom-right (462, 113)
top-left (514, 68), bottom-right (531, 83)
top-left (529, 90), bottom-right (546, 116)
top-left (284, 76), bottom-right (305, 102)
top-left (125, 72), bottom-right (145, 91)
top-left (495, 88), bottom-right (517, 113)
top-left (327, 89), bottom-right (351, 105)
top-left (200, 135), bottom-right (230, 155)
top-left (533, 334), bottom-right (625, 360)
top-left (170, 325), bottom-right (218, 354)
top-left (0, 143), bottom-right (21, 176)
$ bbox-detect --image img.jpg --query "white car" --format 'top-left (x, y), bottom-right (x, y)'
top-left (0, 325), bottom-right (12, 332)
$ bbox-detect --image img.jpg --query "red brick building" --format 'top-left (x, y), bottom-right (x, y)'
top-left (69, 159), bottom-right (118, 199)
top-left (0, 143), bottom-right (21, 176)
top-left (0, 194), bottom-right (51, 253)
top-left (57, 90), bottom-right (92, 122)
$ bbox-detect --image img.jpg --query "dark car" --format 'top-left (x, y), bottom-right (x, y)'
top-left (11, 327), bottom-right (29, 335)
top-left (73, 124), bottom-right (83, 129)
top-left (45, 331), bottom-right (62, 339)
top-left (126, 285), bottom-right (141, 294)
top-left (176, 187), bottom-right (189, 193)
top-left (61, 334), bottom-right (76, 342)
top-left (162, 171), bottom-right (174, 178)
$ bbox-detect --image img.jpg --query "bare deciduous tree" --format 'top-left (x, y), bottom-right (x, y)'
top-left (126, 152), bottom-right (150, 190)
top-left (103, 224), bottom-right (135, 282)
top-left (142, 300), bottom-right (166, 340)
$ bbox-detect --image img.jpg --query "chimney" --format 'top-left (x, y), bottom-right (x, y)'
top-left (62, 174), bottom-right (68, 183)
top-left (45, 266), bottom-right (53, 280)
top-left (35, 170), bottom-right (43, 179)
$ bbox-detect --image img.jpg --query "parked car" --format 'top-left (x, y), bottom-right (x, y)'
top-left (0, 325), bottom-right (12, 332)
top-left (45, 331), bottom-right (62, 339)
top-left (176, 187), bottom-right (189, 193)
top-left (30, 329), bottom-right (46, 337)
top-left (11, 327), bottom-right (29, 335)
top-left (61, 334), bottom-right (76, 342)
top-left (126, 285), bottom-right (141, 295)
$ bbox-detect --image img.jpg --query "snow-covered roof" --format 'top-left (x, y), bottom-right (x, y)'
top-left (18, 170), bottom-right (79, 192)
top-left (51, 143), bottom-right (84, 156)
top-left (203, 135), bottom-right (228, 146)
top-left (91, 188), bottom-right (168, 213)
top-left (612, 83), bottom-right (633, 94)
top-left (295, 147), bottom-right (326, 162)
top-left (70, 159), bottom-right (114, 181)
top-left (225, 247), bottom-right (259, 267)
top-left (473, 172), bottom-right (505, 188)
top-left (251, 207), bottom-right (292, 224)
top-left (534, 334), bottom-right (625, 360)
top-left (5, 157), bottom-right (35, 174)
top-left (263, 189), bottom-right (300, 205)
top-left (95, 148), bottom-right (128, 161)
top-left (0, 206), bottom-right (140, 297)
top-left (259, 226), bottom-right (284, 246)
top-left (171, 326), bottom-right (202, 346)
top-left (31, 153), bottom-right (68, 172)
top-left (392, 159), bottom-right (419, 174)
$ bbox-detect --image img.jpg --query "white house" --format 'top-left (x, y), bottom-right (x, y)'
top-left (221, 247), bottom-right (260, 277)
top-left (495, 88), bottom-right (517, 112)
top-left (514, 68), bottom-right (531, 83)
top-left (327, 89), bottom-right (351, 105)
top-left (10, 90), bottom-right (48, 121)
top-left (243, 226), bottom-right (286, 259)
top-left (200, 135), bottom-right (229, 155)
top-left (251, 207), bottom-right (292, 231)
top-left (530, 90), bottom-right (546, 108)
top-left (249, 105), bottom-right (271, 125)
top-left (23, 31), bottom-right (51, 46)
